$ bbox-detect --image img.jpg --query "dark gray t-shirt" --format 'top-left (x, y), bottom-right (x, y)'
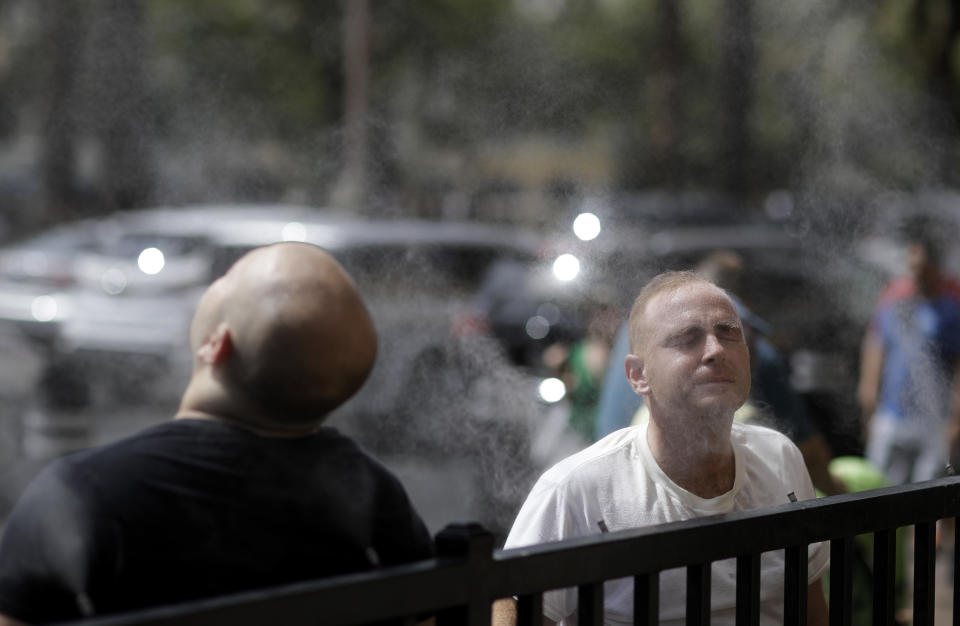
top-left (0, 419), bottom-right (434, 623)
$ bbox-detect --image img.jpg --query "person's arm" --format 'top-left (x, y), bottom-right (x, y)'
top-left (857, 330), bottom-right (885, 435)
top-left (490, 598), bottom-right (556, 626)
top-left (0, 613), bottom-right (28, 626)
top-left (948, 357), bottom-right (960, 454)
top-left (796, 434), bottom-right (846, 495)
top-left (750, 337), bottom-right (844, 495)
top-left (807, 578), bottom-right (828, 626)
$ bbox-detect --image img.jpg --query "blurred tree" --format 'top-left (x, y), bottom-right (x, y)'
top-left (913, 0), bottom-right (960, 121)
top-left (331, 0), bottom-right (370, 213)
top-left (909, 0), bottom-right (960, 182)
top-left (651, 0), bottom-right (684, 189)
top-left (721, 0), bottom-right (755, 198)
top-left (4, 0), bottom-right (960, 220)
top-left (93, 0), bottom-right (154, 211)
top-left (37, 0), bottom-right (85, 221)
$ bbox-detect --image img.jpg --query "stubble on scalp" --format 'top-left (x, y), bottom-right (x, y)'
top-left (627, 270), bottom-right (715, 356)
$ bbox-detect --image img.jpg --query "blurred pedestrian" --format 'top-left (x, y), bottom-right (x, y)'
top-left (541, 294), bottom-right (620, 445)
top-left (0, 243), bottom-right (435, 625)
top-left (596, 250), bottom-right (846, 495)
top-left (858, 217), bottom-right (960, 485)
top-left (493, 270), bottom-right (828, 625)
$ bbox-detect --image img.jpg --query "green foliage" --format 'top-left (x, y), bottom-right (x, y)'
top-left (10, 0), bottom-right (960, 205)
top-left (148, 0), bottom-right (343, 140)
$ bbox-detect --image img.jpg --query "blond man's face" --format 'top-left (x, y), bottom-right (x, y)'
top-left (628, 282), bottom-right (751, 418)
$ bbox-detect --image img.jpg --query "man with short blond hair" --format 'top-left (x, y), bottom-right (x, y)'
top-left (494, 271), bottom-right (828, 625)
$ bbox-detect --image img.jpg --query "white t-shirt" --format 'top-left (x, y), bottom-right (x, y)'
top-left (503, 421), bottom-right (829, 625)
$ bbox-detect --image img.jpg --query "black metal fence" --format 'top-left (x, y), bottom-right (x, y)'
top-left (73, 476), bottom-right (960, 626)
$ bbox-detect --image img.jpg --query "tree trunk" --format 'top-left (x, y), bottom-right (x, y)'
top-left (650, 0), bottom-right (683, 188)
top-left (333, 0), bottom-right (370, 213)
top-left (95, 0), bottom-right (153, 211)
top-left (721, 0), bottom-right (755, 198)
top-left (38, 0), bottom-right (84, 222)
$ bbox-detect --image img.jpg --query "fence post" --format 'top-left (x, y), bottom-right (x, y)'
top-left (634, 573), bottom-right (660, 626)
top-left (873, 529), bottom-right (896, 626)
top-left (435, 522), bottom-right (495, 626)
top-left (954, 518), bottom-right (960, 626)
top-left (736, 553), bottom-right (760, 626)
top-left (913, 521), bottom-right (936, 626)
top-left (829, 537), bottom-right (853, 626)
top-left (784, 545), bottom-right (808, 626)
top-left (687, 563), bottom-right (711, 626)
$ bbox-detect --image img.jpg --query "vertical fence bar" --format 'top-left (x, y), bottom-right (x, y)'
top-left (783, 545), bottom-right (807, 626)
top-left (913, 521), bottom-right (936, 626)
top-left (516, 593), bottom-right (543, 626)
top-left (634, 572), bottom-right (659, 626)
top-left (873, 528), bottom-right (897, 626)
top-left (955, 518), bottom-right (960, 626)
top-left (434, 522), bottom-right (494, 626)
top-left (736, 553), bottom-right (760, 626)
top-left (687, 563), bottom-right (711, 626)
top-left (578, 582), bottom-right (604, 626)
top-left (830, 537), bottom-right (854, 626)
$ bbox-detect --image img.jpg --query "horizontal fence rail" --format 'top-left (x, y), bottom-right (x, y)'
top-left (68, 476), bottom-right (960, 626)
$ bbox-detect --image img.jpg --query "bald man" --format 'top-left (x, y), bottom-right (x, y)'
top-left (0, 243), bottom-right (434, 625)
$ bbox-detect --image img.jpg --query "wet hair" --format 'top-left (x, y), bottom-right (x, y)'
top-left (627, 270), bottom-right (717, 354)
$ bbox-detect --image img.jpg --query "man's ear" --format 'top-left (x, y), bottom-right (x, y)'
top-left (624, 354), bottom-right (649, 396)
top-left (196, 322), bottom-right (233, 365)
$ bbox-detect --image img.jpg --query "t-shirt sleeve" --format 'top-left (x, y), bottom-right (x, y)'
top-left (371, 472), bottom-right (435, 567)
top-left (502, 478), bottom-right (578, 623)
top-left (0, 461), bottom-right (95, 623)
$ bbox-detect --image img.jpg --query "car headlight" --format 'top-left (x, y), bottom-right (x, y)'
top-left (31, 295), bottom-right (60, 322)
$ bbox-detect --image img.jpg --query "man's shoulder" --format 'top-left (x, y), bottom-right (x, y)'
top-left (731, 421), bottom-right (808, 486)
top-left (57, 420), bottom-right (201, 469)
top-left (731, 421), bottom-right (798, 452)
top-left (538, 427), bottom-right (644, 488)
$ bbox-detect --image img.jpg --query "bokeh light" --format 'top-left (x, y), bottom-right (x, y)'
top-left (30, 295), bottom-right (58, 322)
top-left (137, 248), bottom-right (165, 275)
top-left (572, 212), bottom-right (601, 241)
top-left (525, 315), bottom-right (550, 340)
top-left (537, 377), bottom-right (567, 403)
top-left (552, 253), bottom-right (580, 281)
top-left (281, 221), bottom-right (307, 242)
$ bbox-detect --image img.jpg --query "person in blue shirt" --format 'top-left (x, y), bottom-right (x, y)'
top-left (858, 222), bottom-right (960, 485)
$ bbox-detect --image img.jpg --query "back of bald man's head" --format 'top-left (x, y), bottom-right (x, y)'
top-left (191, 242), bottom-right (377, 427)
